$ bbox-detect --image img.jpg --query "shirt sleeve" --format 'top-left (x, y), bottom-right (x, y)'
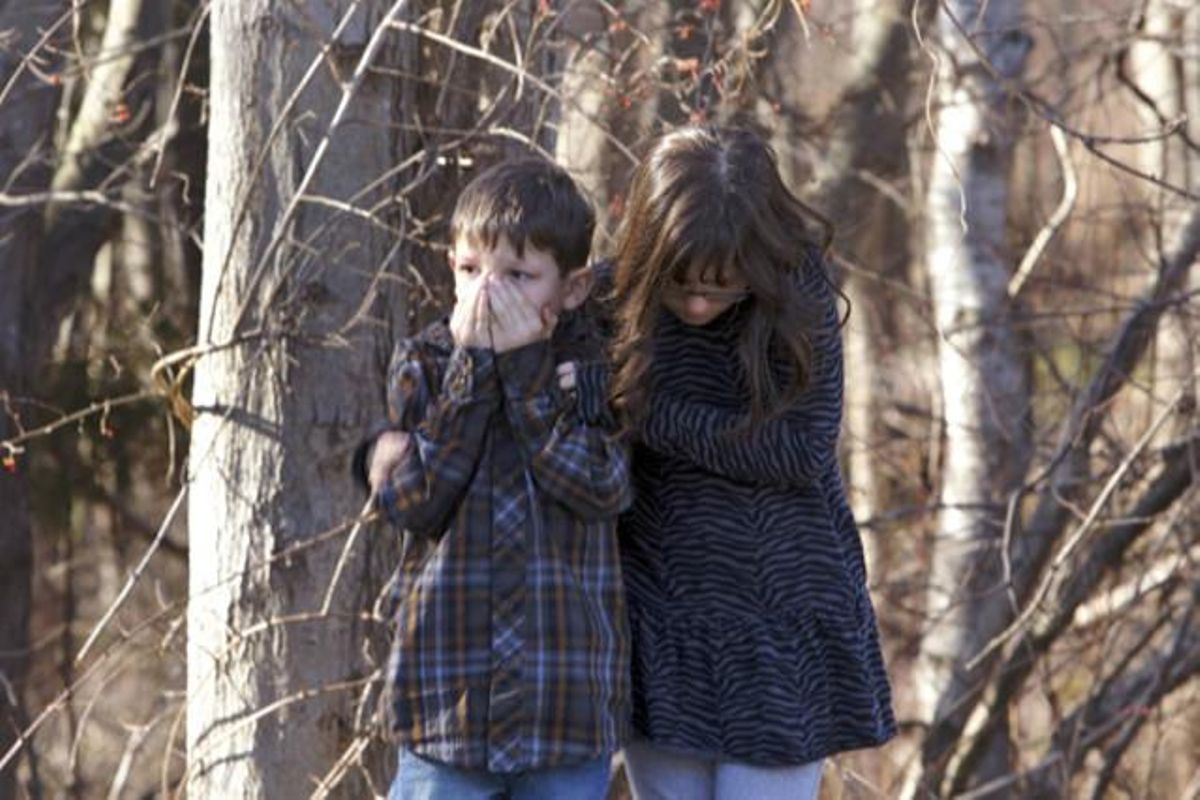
top-left (349, 335), bottom-right (444, 493)
top-left (568, 360), bottom-right (617, 429)
top-left (377, 340), bottom-right (500, 538)
top-left (641, 269), bottom-right (844, 488)
top-left (495, 341), bottom-right (632, 520)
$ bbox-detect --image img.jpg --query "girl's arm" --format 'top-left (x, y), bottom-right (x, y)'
top-left (377, 340), bottom-right (500, 538)
top-left (498, 341), bottom-right (632, 520)
top-left (642, 275), bottom-right (843, 488)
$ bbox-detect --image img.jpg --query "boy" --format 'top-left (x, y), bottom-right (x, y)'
top-left (355, 157), bottom-right (630, 800)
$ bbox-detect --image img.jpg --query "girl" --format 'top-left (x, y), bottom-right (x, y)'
top-left (608, 127), bottom-right (896, 799)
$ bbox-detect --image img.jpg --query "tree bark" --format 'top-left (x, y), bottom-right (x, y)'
top-left (555, 1), bottom-right (661, 237)
top-left (807, 0), bottom-right (927, 575)
top-left (946, 430), bottom-right (1199, 795)
top-left (48, 0), bottom-right (147, 207)
top-left (0, 3), bottom-right (67, 797)
top-left (185, 2), bottom-right (404, 796)
top-left (907, 2), bottom-right (1033, 796)
top-left (1130, 0), bottom-right (1196, 444)
top-left (554, 2), bottom-right (623, 234)
top-left (32, 0), bottom-right (157, 365)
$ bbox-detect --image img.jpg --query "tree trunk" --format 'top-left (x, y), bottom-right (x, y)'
top-left (808, 0), bottom-right (926, 576)
top-left (906, 2), bottom-right (1033, 796)
top-left (1130, 0), bottom-right (1197, 443)
top-left (1187, 7), bottom-right (1200, 191)
top-left (0, 2), bottom-right (67, 797)
top-left (185, 3), bottom-right (404, 796)
top-left (48, 0), bottom-right (147, 208)
top-left (32, 0), bottom-right (156, 356)
top-left (555, 1), bottom-right (661, 238)
top-left (554, 2), bottom-right (624, 235)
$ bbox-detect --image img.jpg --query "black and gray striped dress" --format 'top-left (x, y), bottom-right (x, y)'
top-left (619, 260), bottom-right (896, 766)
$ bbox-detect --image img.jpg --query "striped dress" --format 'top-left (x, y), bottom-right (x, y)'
top-left (619, 261), bottom-right (896, 765)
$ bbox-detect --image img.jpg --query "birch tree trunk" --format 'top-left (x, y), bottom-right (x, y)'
top-left (0, 3), bottom-right (66, 797)
top-left (1130, 0), bottom-right (1197, 442)
top-left (48, 0), bottom-right (146, 207)
top-left (907, 2), bottom-right (1033, 796)
top-left (1186, 7), bottom-right (1200, 190)
top-left (185, 3), bottom-right (404, 796)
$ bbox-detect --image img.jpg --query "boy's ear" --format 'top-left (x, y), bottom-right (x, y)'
top-left (561, 265), bottom-right (594, 312)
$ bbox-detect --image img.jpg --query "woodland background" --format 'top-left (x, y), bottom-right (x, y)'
top-left (0, 0), bottom-right (1197, 798)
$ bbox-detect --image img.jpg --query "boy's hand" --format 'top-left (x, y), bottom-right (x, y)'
top-left (450, 283), bottom-right (490, 348)
top-left (488, 279), bottom-right (556, 353)
top-left (368, 430), bottom-right (412, 495)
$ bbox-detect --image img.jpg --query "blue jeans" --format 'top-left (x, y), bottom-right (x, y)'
top-left (623, 739), bottom-right (823, 800)
top-left (388, 748), bottom-right (611, 800)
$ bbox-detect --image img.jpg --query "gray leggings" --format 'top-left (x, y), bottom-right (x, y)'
top-left (623, 739), bottom-right (824, 800)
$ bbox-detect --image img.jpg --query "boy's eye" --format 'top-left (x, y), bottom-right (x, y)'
top-left (458, 263), bottom-right (478, 275)
top-left (509, 270), bottom-right (533, 281)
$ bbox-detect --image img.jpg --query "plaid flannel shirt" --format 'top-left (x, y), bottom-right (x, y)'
top-left (376, 318), bottom-right (632, 773)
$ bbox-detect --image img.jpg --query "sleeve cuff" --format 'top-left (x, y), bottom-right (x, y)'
top-left (574, 360), bottom-right (615, 428)
top-left (441, 346), bottom-right (498, 403)
top-left (375, 481), bottom-right (403, 527)
top-left (351, 418), bottom-right (397, 494)
top-left (495, 340), bottom-right (555, 399)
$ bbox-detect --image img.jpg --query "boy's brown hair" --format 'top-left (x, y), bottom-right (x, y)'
top-left (449, 157), bottom-right (595, 274)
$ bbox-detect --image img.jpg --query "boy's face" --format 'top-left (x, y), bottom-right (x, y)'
top-left (449, 233), bottom-right (591, 332)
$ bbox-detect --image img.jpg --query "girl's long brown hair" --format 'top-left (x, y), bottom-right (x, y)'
top-left (610, 126), bottom-right (836, 428)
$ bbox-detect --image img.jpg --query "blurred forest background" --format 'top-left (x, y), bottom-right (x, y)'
top-left (0, 0), bottom-right (1197, 798)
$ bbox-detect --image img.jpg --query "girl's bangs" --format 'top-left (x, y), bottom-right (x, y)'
top-left (663, 219), bottom-right (740, 286)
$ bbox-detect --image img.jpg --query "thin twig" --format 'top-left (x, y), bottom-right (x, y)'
top-left (150, 1), bottom-right (211, 189)
top-left (223, 0), bottom-right (412, 338)
top-left (387, 18), bottom-right (638, 165)
top-left (202, 0), bottom-right (367, 340)
top-left (967, 387), bottom-right (1188, 670)
top-left (181, 677), bottom-right (375, 792)
top-left (938, 0), bottom-right (1200, 201)
top-left (75, 486), bottom-right (188, 663)
top-left (320, 497), bottom-right (377, 615)
top-left (308, 733), bottom-right (373, 800)
top-left (1009, 124), bottom-right (1078, 299)
top-left (0, 6), bottom-right (75, 113)
top-left (0, 389), bottom-right (153, 451)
